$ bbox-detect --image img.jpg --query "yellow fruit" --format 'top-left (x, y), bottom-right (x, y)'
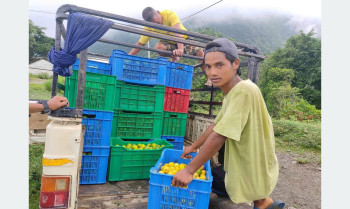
top-left (193, 173), bottom-right (199, 178)
top-left (168, 171), bottom-right (173, 175)
top-left (200, 165), bottom-right (204, 170)
top-left (174, 163), bottom-right (179, 167)
top-left (179, 164), bottom-right (185, 170)
top-left (172, 170), bottom-right (178, 175)
top-left (158, 171), bottom-right (164, 174)
top-left (201, 170), bottom-right (206, 175)
top-left (199, 176), bottom-right (206, 180)
top-left (163, 166), bottom-right (170, 174)
top-left (195, 169), bottom-right (201, 176)
top-left (164, 163), bottom-right (169, 167)
top-left (168, 162), bottom-right (174, 167)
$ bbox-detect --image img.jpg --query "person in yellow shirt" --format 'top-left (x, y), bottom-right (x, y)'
top-left (129, 7), bottom-right (212, 85)
top-left (171, 38), bottom-right (285, 209)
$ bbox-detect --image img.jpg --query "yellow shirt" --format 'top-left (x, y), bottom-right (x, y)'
top-left (138, 10), bottom-right (188, 45)
top-left (213, 80), bottom-right (279, 203)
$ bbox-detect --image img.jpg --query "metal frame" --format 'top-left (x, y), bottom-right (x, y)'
top-left (49, 4), bottom-right (265, 118)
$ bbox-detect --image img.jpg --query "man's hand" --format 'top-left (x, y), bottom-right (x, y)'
top-left (172, 49), bottom-right (183, 57)
top-left (171, 167), bottom-right (194, 187)
top-left (181, 145), bottom-right (197, 159)
top-left (47, 96), bottom-right (69, 111)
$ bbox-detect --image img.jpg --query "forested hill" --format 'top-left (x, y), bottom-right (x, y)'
top-left (89, 13), bottom-right (321, 57)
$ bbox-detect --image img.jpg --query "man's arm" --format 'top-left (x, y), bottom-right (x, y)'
top-left (172, 23), bottom-right (184, 57)
top-left (181, 123), bottom-right (216, 158)
top-left (129, 42), bottom-right (146, 55)
top-left (29, 96), bottom-right (69, 114)
top-left (172, 131), bottom-right (226, 187)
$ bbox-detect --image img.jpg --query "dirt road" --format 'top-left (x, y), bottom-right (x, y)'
top-left (78, 152), bottom-right (321, 209)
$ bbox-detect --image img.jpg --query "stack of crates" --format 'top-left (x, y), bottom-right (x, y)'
top-left (65, 59), bottom-right (116, 184)
top-left (108, 50), bottom-right (173, 181)
top-left (161, 61), bottom-right (193, 150)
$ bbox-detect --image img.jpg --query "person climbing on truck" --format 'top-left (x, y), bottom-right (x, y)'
top-left (128, 7), bottom-right (212, 85)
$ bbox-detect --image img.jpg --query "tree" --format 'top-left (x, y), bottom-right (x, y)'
top-left (29, 20), bottom-right (55, 62)
top-left (259, 67), bottom-right (320, 122)
top-left (260, 30), bottom-right (321, 109)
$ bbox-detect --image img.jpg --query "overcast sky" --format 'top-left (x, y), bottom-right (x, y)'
top-left (29, 0), bottom-right (321, 37)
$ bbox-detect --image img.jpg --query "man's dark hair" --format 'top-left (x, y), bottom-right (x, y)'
top-left (142, 7), bottom-right (157, 22)
top-left (205, 43), bottom-right (241, 76)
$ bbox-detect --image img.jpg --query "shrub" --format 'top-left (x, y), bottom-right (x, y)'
top-left (36, 73), bottom-right (52, 79)
top-left (44, 80), bottom-right (52, 91)
top-left (273, 119), bottom-right (321, 151)
top-left (29, 144), bottom-right (45, 209)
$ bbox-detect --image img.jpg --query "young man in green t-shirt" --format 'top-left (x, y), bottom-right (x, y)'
top-left (172, 38), bottom-right (285, 209)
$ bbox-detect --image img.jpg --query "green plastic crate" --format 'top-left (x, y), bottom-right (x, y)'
top-left (114, 80), bottom-right (165, 112)
top-left (108, 138), bottom-right (173, 181)
top-left (111, 110), bottom-right (163, 139)
top-left (162, 112), bottom-right (187, 136)
top-left (65, 71), bottom-right (116, 111)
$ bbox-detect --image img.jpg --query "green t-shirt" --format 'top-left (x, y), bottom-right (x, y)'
top-left (213, 80), bottom-right (279, 203)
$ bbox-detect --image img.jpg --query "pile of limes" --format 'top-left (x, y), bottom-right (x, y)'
top-left (159, 162), bottom-right (207, 181)
top-left (115, 143), bottom-right (164, 150)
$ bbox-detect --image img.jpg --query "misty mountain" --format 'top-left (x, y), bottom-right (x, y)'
top-left (88, 13), bottom-right (321, 57)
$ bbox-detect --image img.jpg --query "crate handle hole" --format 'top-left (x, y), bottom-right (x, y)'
top-left (174, 90), bottom-right (181, 94)
top-left (83, 114), bottom-right (96, 119)
top-left (82, 152), bottom-right (92, 155)
top-left (176, 66), bottom-right (184, 69)
top-left (167, 138), bottom-right (175, 142)
top-left (170, 115), bottom-right (178, 118)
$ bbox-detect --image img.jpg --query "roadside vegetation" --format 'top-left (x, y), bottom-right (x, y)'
top-left (29, 73), bottom-right (65, 100)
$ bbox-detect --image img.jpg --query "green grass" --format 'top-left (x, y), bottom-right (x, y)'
top-left (273, 119), bottom-right (321, 164)
top-left (29, 144), bottom-right (45, 209)
top-left (29, 78), bottom-right (65, 100)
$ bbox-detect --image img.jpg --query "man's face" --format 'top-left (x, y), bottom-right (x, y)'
top-left (152, 12), bottom-right (162, 24)
top-left (203, 51), bottom-right (238, 88)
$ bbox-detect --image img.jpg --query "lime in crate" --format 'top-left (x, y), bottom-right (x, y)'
top-left (108, 137), bottom-right (173, 181)
top-left (148, 149), bottom-right (212, 209)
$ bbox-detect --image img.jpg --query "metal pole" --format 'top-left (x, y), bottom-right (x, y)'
top-left (209, 85), bottom-right (214, 116)
top-left (51, 20), bottom-right (63, 98)
top-left (76, 49), bottom-right (88, 112)
top-left (147, 42), bottom-right (150, 58)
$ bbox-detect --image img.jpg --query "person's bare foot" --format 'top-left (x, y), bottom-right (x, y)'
top-left (171, 56), bottom-right (180, 62)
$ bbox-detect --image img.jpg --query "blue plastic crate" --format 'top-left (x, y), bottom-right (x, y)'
top-left (161, 136), bottom-right (184, 150)
top-left (148, 149), bottom-right (212, 209)
top-left (72, 59), bottom-right (112, 75)
top-left (80, 146), bottom-right (110, 185)
top-left (165, 61), bottom-right (194, 90)
top-left (67, 108), bottom-right (113, 148)
top-left (109, 50), bottom-right (167, 86)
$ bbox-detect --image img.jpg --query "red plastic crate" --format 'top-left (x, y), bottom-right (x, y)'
top-left (163, 87), bottom-right (190, 113)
